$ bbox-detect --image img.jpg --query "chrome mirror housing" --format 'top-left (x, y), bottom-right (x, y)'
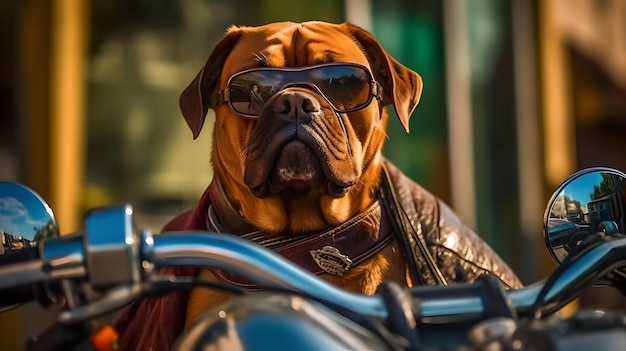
top-left (544, 168), bottom-right (626, 264)
top-left (0, 181), bottom-right (58, 253)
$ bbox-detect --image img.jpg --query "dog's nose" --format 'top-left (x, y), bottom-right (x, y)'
top-left (271, 90), bottom-right (321, 118)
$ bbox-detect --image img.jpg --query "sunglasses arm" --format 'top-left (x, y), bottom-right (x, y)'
top-left (372, 81), bottom-right (383, 102)
top-left (217, 88), bottom-right (231, 105)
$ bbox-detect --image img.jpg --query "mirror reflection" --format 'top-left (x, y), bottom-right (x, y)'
top-left (545, 168), bottom-right (626, 263)
top-left (0, 181), bottom-right (57, 252)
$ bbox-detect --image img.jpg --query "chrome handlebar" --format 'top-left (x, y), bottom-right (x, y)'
top-left (2, 205), bottom-right (626, 326)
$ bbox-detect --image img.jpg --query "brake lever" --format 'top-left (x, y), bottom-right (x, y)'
top-left (58, 283), bottom-right (149, 325)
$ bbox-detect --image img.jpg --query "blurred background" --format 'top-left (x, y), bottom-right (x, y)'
top-left (2, 0), bottom-right (626, 348)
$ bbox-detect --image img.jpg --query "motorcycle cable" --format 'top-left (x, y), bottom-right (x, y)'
top-left (23, 276), bottom-right (251, 351)
top-left (115, 268), bottom-right (412, 351)
top-left (146, 274), bottom-right (249, 297)
top-left (175, 274), bottom-right (415, 351)
top-left (258, 285), bottom-right (414, 351)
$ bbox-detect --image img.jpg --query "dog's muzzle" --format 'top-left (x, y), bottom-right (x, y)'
top-left (242, 86), bottom-right (361, 198)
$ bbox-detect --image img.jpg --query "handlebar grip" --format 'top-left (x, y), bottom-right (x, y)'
top-left (412, 274), bottom-right (515, 321)
top-left (0, 247), bottom-right (40, 308)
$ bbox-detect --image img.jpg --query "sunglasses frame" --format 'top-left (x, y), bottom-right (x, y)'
top-left (217, 62), bottom-right (383, 119)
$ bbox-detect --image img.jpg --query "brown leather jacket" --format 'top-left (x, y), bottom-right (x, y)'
top-left (114, 159), bottom-right (522, 350)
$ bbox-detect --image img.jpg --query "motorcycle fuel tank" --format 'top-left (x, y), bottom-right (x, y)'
top-left (173, 291), bottom-right (392, 351)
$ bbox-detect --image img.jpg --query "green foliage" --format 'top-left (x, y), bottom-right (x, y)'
top-left (590, 174), bottom-right (615, 200)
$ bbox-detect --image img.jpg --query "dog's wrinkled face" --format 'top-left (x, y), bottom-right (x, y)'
top-left (179, 21), bottom-right (422, 234)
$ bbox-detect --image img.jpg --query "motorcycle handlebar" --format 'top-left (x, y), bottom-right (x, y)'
top-left (147, 232), bottom-right (626, 323)
top-left (0, 248), bottom-right (40, 308)
top-left (0, 234), bottom-right (86, 309)
top-left (3, 204), bottom-right (626, 328)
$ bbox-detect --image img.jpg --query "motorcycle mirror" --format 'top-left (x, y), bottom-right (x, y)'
top-left (544, 167), bottom-right (626, 264)
top-left (0, 181), bottom-right (58, 253)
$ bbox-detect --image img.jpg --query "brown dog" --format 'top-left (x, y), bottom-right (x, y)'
top-left (115, 21), bottom-right (521, 350)
top-left (176, 20), bottom-right (521, 324)
top-left (178, 20), bottom-right (424, 326)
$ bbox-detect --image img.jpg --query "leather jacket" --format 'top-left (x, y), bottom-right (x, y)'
top-left (380, 160), bottom-right (521, 288)
top-left (114, 159), bottom-right (522, 350)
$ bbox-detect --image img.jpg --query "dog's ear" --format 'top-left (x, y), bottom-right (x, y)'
top-left (342, 23), bottom-right (423, 133)
top-left (179, 27), bottom-right (242, 139)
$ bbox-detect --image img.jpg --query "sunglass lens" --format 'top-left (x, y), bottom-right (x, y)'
top-left (228, 72), bottom-right (277, 116)
top-left (313, 66), bottom-right (371, 111)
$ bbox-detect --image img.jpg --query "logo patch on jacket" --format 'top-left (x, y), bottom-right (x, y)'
top-left (310, 246), bottom-right (353, 276)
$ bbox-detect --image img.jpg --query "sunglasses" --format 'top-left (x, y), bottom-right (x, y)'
top-left (217, 63), bottom-right (382, 118)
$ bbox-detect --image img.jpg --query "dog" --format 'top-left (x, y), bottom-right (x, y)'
top-left (178, 20), bottom-right (426, 326)
top-left (115, 21), bottom-right (522, 350)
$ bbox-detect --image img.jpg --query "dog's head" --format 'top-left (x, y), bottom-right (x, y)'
top-left (179, 21), bottom-right (422, 234)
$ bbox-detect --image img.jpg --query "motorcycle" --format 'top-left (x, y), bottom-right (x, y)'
top-left (1, 167), bottom-right (626, 351)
